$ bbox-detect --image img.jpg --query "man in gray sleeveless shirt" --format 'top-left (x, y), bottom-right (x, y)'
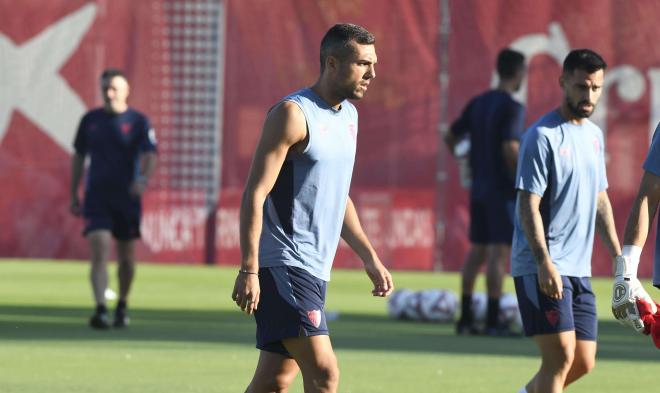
top-left (231, 24), bottom-right (394, 393)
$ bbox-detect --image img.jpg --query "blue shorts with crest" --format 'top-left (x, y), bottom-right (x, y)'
top-left (514, 275), bottom-right (597, 341)
top-left (255, 266), bottom-right (328, 357)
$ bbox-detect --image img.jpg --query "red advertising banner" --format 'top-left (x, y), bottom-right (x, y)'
top-left (444, 0), bottom-right (660, 277)
top-left (0, 0), bottom-right (163, 260)
top-left (0, 0), bottom-right (221, 263)
top-left (1, 0), bottom-right (659, 277)
top-left (220, 0), bottom-right (440, 270)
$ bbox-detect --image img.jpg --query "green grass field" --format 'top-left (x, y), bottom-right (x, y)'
top-left (0, 259), bottom-right (657, 393)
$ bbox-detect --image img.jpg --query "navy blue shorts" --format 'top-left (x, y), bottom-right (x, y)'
top-left (255, 266), bottom-right (328, 357)
top-left (83, 191), bottom-right (141, 240)
top-left (469, 197), bottom-right (515, 244)
top-left (514, 275), bottom-right (597, 341)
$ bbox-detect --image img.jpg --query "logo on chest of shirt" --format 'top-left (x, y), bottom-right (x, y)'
top-left (592, 138), bottom-right (600, 152)
top-left (559, 147), bottom-right (571, 157)
top-left (348, 124), bottom-right (357, 140)
top-left (316, 123), bottom-right (357, 141)
top-left (120, 122), bottom-right (132, 135)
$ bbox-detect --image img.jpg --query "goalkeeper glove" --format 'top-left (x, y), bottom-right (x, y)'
top-left (611, 245), bottom-right (657, 333)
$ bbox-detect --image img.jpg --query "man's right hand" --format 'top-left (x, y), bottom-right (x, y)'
top-left (612, 251), bottom-right (657, 333)
top-left (231, 271), bottom-right (260, 315)
top-left (69, 197), bottom-right (82, 216)
top-left (537, 261), bottom-right (563, 300)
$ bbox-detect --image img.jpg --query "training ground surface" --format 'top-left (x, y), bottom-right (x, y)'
top-left (0, 259), bottom-right (656, 393)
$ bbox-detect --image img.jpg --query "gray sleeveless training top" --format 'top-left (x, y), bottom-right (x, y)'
top-left (258, 87), bottom-right (358, 281)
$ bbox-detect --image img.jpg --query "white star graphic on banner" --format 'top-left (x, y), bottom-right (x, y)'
top-left (0, 3), bottom-right (97, 153)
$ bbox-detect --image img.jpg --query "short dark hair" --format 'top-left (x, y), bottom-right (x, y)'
top-left (100, 68), bottom-right (127, 81)
top-left (320, 23), bottom-right (375, 72)
top-left (562, 49), bottom-right (607, 74)
top-left (496, 48), bottom-right (525, 79)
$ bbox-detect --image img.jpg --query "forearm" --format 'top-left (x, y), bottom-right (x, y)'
top-left (518, 194), bottom-right (552, 267)
top-left (239, 191), bottom-right (265, 272)
top-left (139, 152), bottom-right (157, 180)
top-left (341, 197), bottom-right (377, 263)
top-left (595, 192), bottom-right (621, 258)
top-left (623, 193), bottom-right (651, 248)
top-left (502, 141), bottom-right (519, 178)
top-left (505, 156), bottom-right (517, 177)
top-left (443, 132), bottom-right (457, 156)
top-left (70, 154), bottom-right (85, 198)
top-left (623, 171), bottom-right (660, 249)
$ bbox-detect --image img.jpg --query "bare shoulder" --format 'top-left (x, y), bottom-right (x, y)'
top-left (262, 100), bottom-right (307, 146)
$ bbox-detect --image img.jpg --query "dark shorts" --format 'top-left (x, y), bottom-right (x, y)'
top-left (469, 197), bottom-right (515, 244)
top-left (83, 191), bottom-right (141, 240)
top-left (255, 266), bottom-right (328, 357)
top-left (514, 275), bottom-right (597, 341)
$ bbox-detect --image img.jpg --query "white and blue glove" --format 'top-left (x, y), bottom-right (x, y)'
top-left (611, 245), bottom-right (657, 333)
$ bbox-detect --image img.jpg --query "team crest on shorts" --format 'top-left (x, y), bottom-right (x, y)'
top-left (545, 309), bottom-right (560, 327)
top-left (307, 310), bottom-right (322, 328)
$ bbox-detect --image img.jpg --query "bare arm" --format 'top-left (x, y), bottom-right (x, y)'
top-left (502, 140), bottom-right (519, 177)
top-left (130, 152), bottom-right (158, 197)
top-left (240, 102), bottom-right (306, 273)
top-left (518, 191), bottom-right (551, 266)
top-left (517, 190), bottom-right (562, 299)
top-left (341, 197), bottom-right (378, 262)
top-left (623, 171), bottom-right (660, 248)
top-left (595, 190), bottom-right (621, 258)
top-left (341, 196), bottom-right (393, 296)
top-left (611, 171), bottom-right (660, 330)
top-left (139, 151), bottom-right (157, 179)
top-left (443, 131), bottom-right (458, 156)
top-left (70, 153), bottom-right (85, 215)
top-left (232, 102), bottom-right (307, 313)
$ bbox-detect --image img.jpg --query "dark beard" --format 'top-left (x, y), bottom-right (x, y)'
top-left (339, 85), bottom-right (361, 100)
top-left (567, 100), bottom-right (593, 119)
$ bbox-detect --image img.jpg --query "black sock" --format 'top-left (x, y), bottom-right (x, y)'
top-left (486, 297), bottom-right (500, 328)
top-left (96, 304), bottom-right (107, 314)
top-left (117, 300), bottom-right (127, 310)
top-left (460, 294), bottom-right (473, 325)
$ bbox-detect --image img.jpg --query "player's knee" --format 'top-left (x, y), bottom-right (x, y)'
top-left (117, 257), bottom-right (135, 269)
top-left (89, 249), bottom-right (109, 265)
top-left (572, 356), bottom-right (595, 377)
top-left (314, 363), bottom-right (340, 389)
top-left (119, 260), bottom-right (135, 269)
top-left (303, 357), bottom-right (339, 390)
top-left (543, 346), bottom-right (574, 372)
top-left (90, 258), bottom-right (106, 268)
top-left (274, 369), bottom-right (297, 391)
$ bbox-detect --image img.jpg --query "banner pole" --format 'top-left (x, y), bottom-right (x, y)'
top-left (435, 0), bottom-right (451, 271)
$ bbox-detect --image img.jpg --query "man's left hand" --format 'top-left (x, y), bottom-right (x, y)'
top-left (364, 259), bottom-right (394, 297)
top-left (129, 178), bottom-right (148, 197)
top-left (612, 254), bottom-right (657, 333)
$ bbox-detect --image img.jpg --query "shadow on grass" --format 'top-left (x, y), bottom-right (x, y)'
top-left (0, 304), bottom-right (655, 361)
